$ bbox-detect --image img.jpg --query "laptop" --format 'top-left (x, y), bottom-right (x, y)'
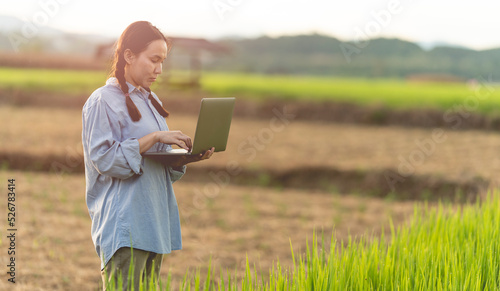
top-left (144, 97), bottom-right (235, 156)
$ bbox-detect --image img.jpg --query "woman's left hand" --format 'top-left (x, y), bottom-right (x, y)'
top-left (169, 147), bottom-right (215, 168)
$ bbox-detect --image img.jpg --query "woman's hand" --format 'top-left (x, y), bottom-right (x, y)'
top-left (139, 130), bottom-right (192, 154)
top-left (169, 147), bottom-right (215, 168)
top-left (156, 131), bottom-right (192, 151)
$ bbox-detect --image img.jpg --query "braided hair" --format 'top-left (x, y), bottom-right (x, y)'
top-left (109, 21), bottom-right (170, 121)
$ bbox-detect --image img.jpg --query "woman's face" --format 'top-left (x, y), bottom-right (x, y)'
top-left (125, 39), bottom-right (167, 89)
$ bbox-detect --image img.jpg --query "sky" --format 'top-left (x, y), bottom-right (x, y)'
top-left (1, 0), bottom-right (500, 50)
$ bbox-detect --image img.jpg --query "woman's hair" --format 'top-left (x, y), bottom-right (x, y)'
top-left (109, 21), bottom-right (170, 121)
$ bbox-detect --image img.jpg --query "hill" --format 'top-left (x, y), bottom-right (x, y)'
top-left (208, 34), bottom-right (500, 80)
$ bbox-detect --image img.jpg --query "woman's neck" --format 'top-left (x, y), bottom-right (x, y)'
top-left (123, 68), bottom-right (141, 89)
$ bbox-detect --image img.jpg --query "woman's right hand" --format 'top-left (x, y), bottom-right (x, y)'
top-left (156, 130), bottom-right (192, 151)
top-left (139, 130), bottom-right (192, 154)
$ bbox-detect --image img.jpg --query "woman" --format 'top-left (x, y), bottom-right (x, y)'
top-left (82, 21), bottom-right (214, 290)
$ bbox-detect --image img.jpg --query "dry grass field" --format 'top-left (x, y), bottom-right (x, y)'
top-left (2, 104), bottom-right (500, 289)
top-left (2, 106), bottom-right (500, 184)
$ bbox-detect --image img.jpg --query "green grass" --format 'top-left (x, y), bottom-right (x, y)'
top-left (202, 72), bottom-right (500, 113)
top-left (0, 67), bottom-right (108, 94)
top-left (106, 192), bottom-right (500, 290)
top-left (2, 67), bottom-right (500, 114)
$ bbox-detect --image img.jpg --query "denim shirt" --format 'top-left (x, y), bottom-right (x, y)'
top-left (82, 78), bottom-right (185, 269)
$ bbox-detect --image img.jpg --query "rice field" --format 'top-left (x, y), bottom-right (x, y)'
top-left (2, 105), bottom-right (500, 290)
top-left (219, 192), bottom-right (500, 290)
top-left (201, 72), bottom-right (500, 113)
top-left (2, 67), bottom-right (500, 114)
top-left (3, 66), bottom-right (500, 290)
top-left (73, 192), bottom-right (500, 290)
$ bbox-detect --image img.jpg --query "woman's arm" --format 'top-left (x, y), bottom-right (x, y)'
top-left (83, 99), bottom-right (144, 179)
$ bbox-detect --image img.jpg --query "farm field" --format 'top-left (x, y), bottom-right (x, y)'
top-left (2, 106), bottom-right (500, 187)
top-left (0, 170), bottom-right (416, 290)
top-left (2, 67), bottom-right (500, 115)
top-left (2, 103), bottom-right (500, 289)
top-left (202, 72), bottom-right (500, 113)
top-left (3, 67), bottom-right (500, 289)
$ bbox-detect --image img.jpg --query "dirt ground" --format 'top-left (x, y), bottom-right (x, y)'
top-left (2, 106), bottom-right (500, 185)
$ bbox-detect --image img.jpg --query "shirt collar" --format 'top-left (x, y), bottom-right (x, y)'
top-left (106, 77), bottom-right (148, 97)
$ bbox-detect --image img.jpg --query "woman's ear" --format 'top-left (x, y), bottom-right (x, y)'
top-left (124, 49), bottom-right (135, 65)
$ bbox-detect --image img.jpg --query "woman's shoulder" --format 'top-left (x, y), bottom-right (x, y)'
top-left (83, 78), bottom-right (129, 120)
top-left (84, 78), bottom-right (126, 109)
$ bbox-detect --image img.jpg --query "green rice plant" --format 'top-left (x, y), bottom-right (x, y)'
top-left (220, 192), bottom-right (500, 290)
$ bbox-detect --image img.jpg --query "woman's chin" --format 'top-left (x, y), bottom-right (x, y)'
top-left (139, 81), bottom-right (153, 89)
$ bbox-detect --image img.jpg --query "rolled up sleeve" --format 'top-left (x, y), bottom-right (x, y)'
top-left (83, 98), bottom-right (143, 179)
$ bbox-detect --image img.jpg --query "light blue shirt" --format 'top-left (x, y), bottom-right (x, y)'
top-left (82, 78), bottom-right (185, 269)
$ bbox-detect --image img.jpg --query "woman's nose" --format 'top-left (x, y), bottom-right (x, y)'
top-left (154, 63), bottom-right (162, 74)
